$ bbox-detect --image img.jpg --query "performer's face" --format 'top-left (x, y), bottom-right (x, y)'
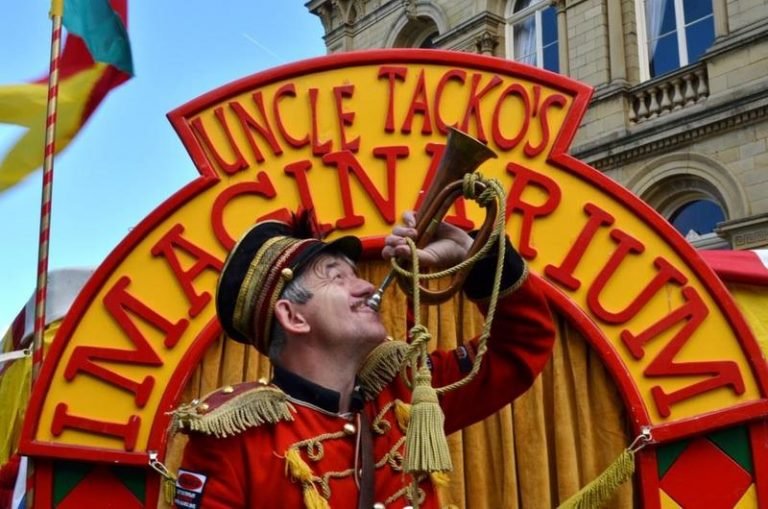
top-left (295, 253), bottom-right (387, 351)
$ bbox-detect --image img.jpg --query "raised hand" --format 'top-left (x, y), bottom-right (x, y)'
top-left (382, 211), bottom-right (472, 269)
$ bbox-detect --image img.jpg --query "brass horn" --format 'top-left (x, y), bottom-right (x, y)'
top-left (367, 127), bottom-right (498, 311)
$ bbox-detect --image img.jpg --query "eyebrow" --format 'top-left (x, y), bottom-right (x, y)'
top-left (320, 258), bottom-right (357, 275)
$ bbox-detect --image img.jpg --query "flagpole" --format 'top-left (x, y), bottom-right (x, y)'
top-left (32, 1), bottom-right (64, 380)
top-left (27, 1), bottom-right (64, 503)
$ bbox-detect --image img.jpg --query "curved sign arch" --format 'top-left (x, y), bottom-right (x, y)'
top-left (21, 50), bottom-right (768, 468)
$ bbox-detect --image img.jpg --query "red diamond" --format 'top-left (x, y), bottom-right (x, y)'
top-left (660, 437), bottom-right (751, 508)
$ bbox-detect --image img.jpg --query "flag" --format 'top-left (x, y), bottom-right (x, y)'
top-left (0, 0), bottom-right (133, 192)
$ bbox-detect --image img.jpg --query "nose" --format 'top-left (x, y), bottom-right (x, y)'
top-left (352, 276), bottom-right (376, 297)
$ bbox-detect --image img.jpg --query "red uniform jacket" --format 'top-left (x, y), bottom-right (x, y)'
top-left (175, 246), bottom-right (555, 509)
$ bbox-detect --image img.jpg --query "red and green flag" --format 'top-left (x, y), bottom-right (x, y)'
top-left (0, 0), bottom-right (133, 192)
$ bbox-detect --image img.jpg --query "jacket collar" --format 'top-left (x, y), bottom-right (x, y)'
top-left (272, 364), bottom-right (365, 414)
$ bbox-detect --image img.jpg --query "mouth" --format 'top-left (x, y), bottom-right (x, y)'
top-left (353, 300), bottom-right (375, 313)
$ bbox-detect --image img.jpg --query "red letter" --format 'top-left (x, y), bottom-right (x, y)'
top-left (283, 160), bottom-right (333, 233)
top-left (210, 172), bottom-right (277, 250)
top-left (333, 85), bottom-right (360, 152)
top-left (322, 148), bottom-right (404, 229)
top-left (309, 88), bottom-right (332, 155)
top-left (434, 69), bottom-right (466, 135)
top-left (191, 108), bottom-right (249, 175)
top-left (545, 203), bottom-right (615, 290)
top-left (273, 83), bottom-right (309, 148)
top-left (622, 287), bottom-right (745, 417)
top-left (151, 224), bottom-right (224, 318)
top-left (505, 162), bottom-right (562, 259)
top-left (492, 83), bottom-right (531, 151)
top-left (401, 70), bottom-right (433, 135)
top-left (525, 91), bottom-right (567, 157)
top-left (460, 73), bottom-right (503, 142)
top-left (52, 404), bottom-right (140, 452)
top-left (229, 93), bottom-right (284, 163)
top-left (589, 253), bottom-right (688, 325)
top-left (65, 277), bottom-right (188, 407)
top-left (378, 66), bottom-right (407, 133)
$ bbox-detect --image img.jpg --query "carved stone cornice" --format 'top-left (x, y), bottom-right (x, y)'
top-left (433, 12), bottom-right (504, 48)
top-left (716, 213), bottom-right (768, 249)
top-left (315, 2), bottom-right (333, 31)
top-left (321, 0), bottom-right (403, 42)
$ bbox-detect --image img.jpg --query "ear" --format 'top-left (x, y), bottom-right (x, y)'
top-left (274, 299), bottom-right (311, 335)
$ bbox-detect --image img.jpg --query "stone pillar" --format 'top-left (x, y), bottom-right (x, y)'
top-left (712, 0), bottom-right (730, 38)
top-left (607, 0), bottom-right (627, 84)
top-left (556, 0), bottom-right (570, 75)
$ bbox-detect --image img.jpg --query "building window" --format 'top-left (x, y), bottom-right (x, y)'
top-left (419, 31), bottom-right (438, 49)
top-left (506, 0), bottom-right (559, 72)
top-left (669, 199), bottom-right (725, 237)
top-left (637, 0), bottom-right (715, 80)
top-left (391, 18), bottom-right (440, 48)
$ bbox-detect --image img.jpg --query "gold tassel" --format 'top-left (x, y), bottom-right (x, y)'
top-left (430, 471), bottom-right (450, 487)
top-left (557, 449), bottom-right (635, 509)
top-left (395, 400), bottom-right (411, 432)
top-left (285, 447), bottom-right (314, 483)
top-left (404, 366), bottom-right (452, 474)
top-left (162, 478), bottom-right (176, 504)
top-left (303, 483), bottom-right (331, 509)
top-left (285, 448), bottom-right (331, 509)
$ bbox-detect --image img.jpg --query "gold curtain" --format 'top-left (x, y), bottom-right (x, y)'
top-left (162, 260), bottom-right (633, 508)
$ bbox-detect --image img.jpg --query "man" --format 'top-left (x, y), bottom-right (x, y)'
top-left (172, 211), bottom-right (555, 509)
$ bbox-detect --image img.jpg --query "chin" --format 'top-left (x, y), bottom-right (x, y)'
top-left (363, 332), bottom-right (387, 348)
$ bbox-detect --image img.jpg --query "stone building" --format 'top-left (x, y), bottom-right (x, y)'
top-left (306, 0), bottom-right (768, 250)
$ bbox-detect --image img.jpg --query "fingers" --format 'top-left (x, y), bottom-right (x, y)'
top-left (402, 211), bottom-right (416, 228)
top-left (381, 211), bottom-right (418, 260)
top-left (382, 231), bottom-right (414, 260)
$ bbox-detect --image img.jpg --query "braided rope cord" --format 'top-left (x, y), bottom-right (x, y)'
top-left (391, 173), bottom-right (508, 395)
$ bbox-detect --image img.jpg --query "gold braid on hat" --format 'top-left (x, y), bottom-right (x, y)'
top-left (232, 236), bottom-right (297, 340)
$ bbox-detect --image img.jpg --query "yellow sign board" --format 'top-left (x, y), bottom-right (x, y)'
top-left (21, 50), bottom-right (768, 464)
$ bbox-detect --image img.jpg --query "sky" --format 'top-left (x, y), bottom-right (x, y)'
top-left (0, 1), bottom-right (326, 333)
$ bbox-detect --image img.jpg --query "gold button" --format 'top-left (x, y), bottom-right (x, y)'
top-left (373, 503), bottom-right (386, 509)
top-left (281, 267), bottom-right (294, 280)
top-left (222, 386), bottom-right (234, 394)
top-left (343, 423), bottom-right (356, 435)
top-left (198, 403), bottom-right (209, 413)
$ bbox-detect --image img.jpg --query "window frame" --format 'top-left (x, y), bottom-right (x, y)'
top-left (505, 0), bottom-right (559, 71)
top-left (636, 0), bottom-right (714, 81)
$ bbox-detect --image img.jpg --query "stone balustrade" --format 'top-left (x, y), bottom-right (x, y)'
top-left (628, 63), bottom-right (709, 124)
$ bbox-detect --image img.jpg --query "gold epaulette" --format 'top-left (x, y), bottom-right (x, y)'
top-left (171, 381), bottom-right (295, 438)
top-left (358, 340), bottom-right (409, 400)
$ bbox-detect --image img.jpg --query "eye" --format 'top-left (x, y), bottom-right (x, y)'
top-left (326, 269), bottom-right (343, 281)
